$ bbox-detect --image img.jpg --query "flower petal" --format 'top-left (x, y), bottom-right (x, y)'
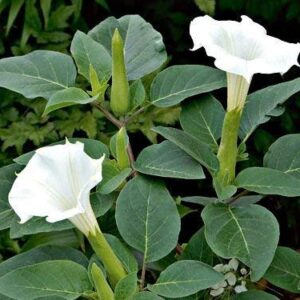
top-left (190, 15), bottom-right (300, 79)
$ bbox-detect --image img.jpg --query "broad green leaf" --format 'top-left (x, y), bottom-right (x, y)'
top-left (0, 246), bottom-right (89, 278)
top-left (0, 260), bottom-right (92, 300)
top-left (239, 78), bottom-right (300, 141)
top-left (97, 165), bottom-right (132, 195)
top-left (233, 290), bottom-right (279, 300)
top-left (130, 79), bottom-right (146, 110)
top-left (21, 230), bottom-right (80, 252)
top-left (153, 126), bottom-right (219, 173)
top-left (14, 138), bottom-right (109, 165)
top-left (0, 180), bottom-right (14, 230)
top-left (0, 50), bottom-right (76, 99)
top-left (150, 65), bottom-right (226, 107)
top-left (105, 234), bottom-right (138, 273)
top-left (264, 134), bottom-right (300, 179)
top-left (88, 15), bottom-right (167, 80)
top-left (180, 228), bottom-right (217, 265)
top-left (230, 195), bottom-right (264, 207)
top-left (131, 292), bottom-right (163, 300)
top-left (9, 192), bottom-right (114, 238)
top-left (70, 31), bottom-right (112, 81)
top-left (6, 0), bottom-right (24, 35)
top-left (202, 203), bottom-right (279, 281)
top-left (148, 260), bottom-right (223, 298)
top-left (264, 246), bottom-right (300, 293)
top-left (235, 167), bottom-right (300, 197)
top-left (44, 87), bottom-right (98, 115)
top-left (134, 141), bottom-right (205, 179)
top-left (115, 176), bottom-right (180, 262)
top-left (180, 94), bottom-right (225, 150)
top-left (115, 272), bottom-right (138, 300)
top-left (0, 163), bottom-right (23, 182)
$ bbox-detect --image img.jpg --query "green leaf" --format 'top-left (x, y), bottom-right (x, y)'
top-left (130, 79), bottom-right (146, 110)
top-left (239, 78), bottom-right (300, 141)
top-left (44, 87), bottom-right (98, 115)
top-left (88, 15), bottom-right (167, 80)
top-left (70, 31), bottom-right (112, 81)
top-left (0, 180), bottom-right (14, 230)
top-left (134, 141), bottom-right (205, 179)
top-left (153, 126), bottom-right (219, 173)
top-left (115, 272), bottom-right (138, 300)
top-left (180, 94), bottom-right (225, 150)
top-left (264, 246), bottom-right (300, 293)
top-left (14, 138), bottom-right (109, 165)
top-left (233, 290), bottom-right (279, 300)
top-left (264, 134), bottom-right (300, 179)
top-left (202, 203), bottom-right (279, 281)
top-left (97, 165), bottom-right (132, 195)
top-left (0, 260), bottom-right (92, 300)
top-left (115, 176), bottom-right (180, 262)
top-left (150, 65), bottom-right (226, 107)
top-left (181, 196), bottom-right (217, 206)
top-left (9, 193), bottom-right (114, 238)
top-left (235, 167), bottom-right (300, 197)
top-left (40, 0), bottom-right (52, 28)
top-left (6, 0), bottom-right (24, 35)
top-left (0, 50), bottom-right (76, 99)
top-left (105, 234), bottom-right (138, 273)
top-left (180, 228), bottom-right (217, 265)
top-left (148, 260), bottom-right (223, 298)
top-left (131, 292), bottom-right (163, 300)
top-left (0, 246), bottom-right (88, 278)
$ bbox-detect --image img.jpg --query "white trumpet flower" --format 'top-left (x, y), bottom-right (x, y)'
top-left (9, 139), bottom-right (105, 236)
top-left (190, 15), bottom-right (300, 111)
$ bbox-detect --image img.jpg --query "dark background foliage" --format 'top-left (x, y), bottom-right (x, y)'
top-left (0, 0), bottom-right (299, 277)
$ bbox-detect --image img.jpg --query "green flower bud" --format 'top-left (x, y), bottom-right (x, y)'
top-left (110, 28), bottom-right (130, 116)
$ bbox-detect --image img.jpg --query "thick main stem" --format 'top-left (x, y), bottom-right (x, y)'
top-left (216, 108), bottom-right (242, 186)
top-left (88, 229), bottom-right (127, 288)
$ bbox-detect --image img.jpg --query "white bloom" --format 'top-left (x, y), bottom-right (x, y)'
top-left (213, 263), bottom-right (225, 273)
top-left (225, 272), bottom-right (237, 286)
top-left (9, 139), bottom-right (105, 236)
top-left (210, 287), bottom-right (224, 297)
top-left (234, 281), bottom-right (248, 294)
top-left (190, 15), bottom-right (300, 111)
top-left (211, 280), bottom-right (227, 290)
top-left (240, 268), bottom-right (248, 275)
top-left (228, 258), bottom-right (239, 271)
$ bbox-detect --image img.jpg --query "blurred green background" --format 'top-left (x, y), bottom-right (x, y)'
top-left (0, 0), bottom-right (299, 264)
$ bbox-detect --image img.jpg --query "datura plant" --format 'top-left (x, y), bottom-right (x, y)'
top-left (0, 14), bottom-right (299, 300)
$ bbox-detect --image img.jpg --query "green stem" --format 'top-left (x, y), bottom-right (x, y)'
top-left (216, 108), bottom-right (242, 186)
top-left (91, 263), bottom-right (115, 300)
top-left (88, 229), bottom-right (127, 288)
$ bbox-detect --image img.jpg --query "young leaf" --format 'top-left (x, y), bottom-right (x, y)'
top-left (148, 260), bottom-right (223, 298)
top-left (115, 272), bottom-right (138, 300)
top-left (150, 65), bottom-right (226, 107)
top-left (264, 134), bottom-right (300, 179)
top-left (134, 141), bottom-right (205, 179)
top-left (264, 246), bottom-right (300, 293)
top-left (153, 126), bottom-right (219, 173)
top-left (239, 78), bottom-right (300, 142)
top-left (70, 31), bottom-right (112, 82)
top-left (202, 203), bottom-right (279, 281)
top-left (235, 167), bottom-right (300, 197)
top-left (44, 87), bottom-right (98, 115)
top-left (115, 176), bottom-right (180, 262)
top-left (88, 15), bottom-right (167, 80)
top-left (180, 94), bottom-right (225, 150)
top-left (0, 260), bottom-right (92, 300)
top-left (0, 50), bottom-right (76, 99)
